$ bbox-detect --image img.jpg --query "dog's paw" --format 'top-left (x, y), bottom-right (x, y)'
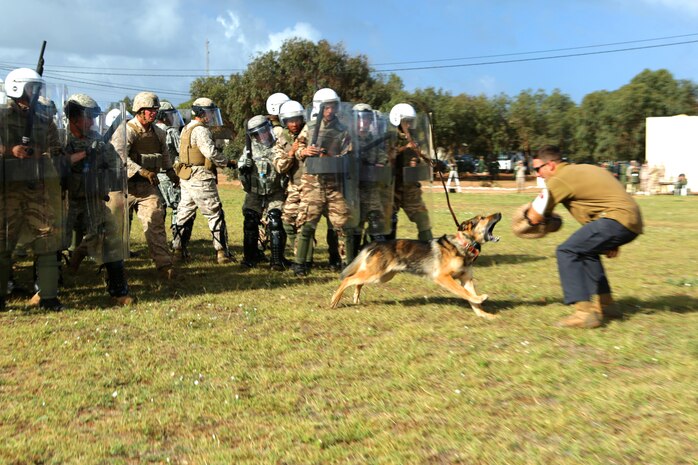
top-left (470, 293), bottom-right (488, 304)
top-left (473, 309), bottom-right (498, 320)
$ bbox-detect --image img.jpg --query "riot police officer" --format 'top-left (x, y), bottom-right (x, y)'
top-left (1, 67), bottom-right (64, 310)
top-left (155, 101), bottom-right (184, 244)
top-left (266, 92), bottom-right (290, 140)
top-left (293, 88), bottom-right (356, 276)
top-left (239, 115), bottom-right (287, 269)
top-left (63, 94), bottom-right (131, 305)
top-left (272, 100), bottom-right (308, 268)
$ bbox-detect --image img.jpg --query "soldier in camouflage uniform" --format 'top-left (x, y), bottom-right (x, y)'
top-left (171, 98), bottom-right (235, 264)
top-left (111, 91), bottom-right (178, 279)
top-left (293, 88), bottom-right (356, 276)
top-left (271, 100), bottom-right (314, 267)
top-left (239, 115), bottom-right (287, 269)
top-left (154, 101), bottom-right (184, 245)
top-left (1, 68), bottom-right (64, 310)
top-left (63, 94), bottom-right (132, 305)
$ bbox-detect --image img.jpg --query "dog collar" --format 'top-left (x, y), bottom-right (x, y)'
top-left (466, 241), bottom-right (480, 259)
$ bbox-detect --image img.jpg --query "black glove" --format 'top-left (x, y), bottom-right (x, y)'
top-left (244, 157), bottom-right (253, 169)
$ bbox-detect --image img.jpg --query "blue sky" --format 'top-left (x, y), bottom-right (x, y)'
top-left (2, 0), bottom-right (698, 107)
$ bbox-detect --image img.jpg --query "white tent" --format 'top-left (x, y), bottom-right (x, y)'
top-left (645, 115), bottom-right (698, 193)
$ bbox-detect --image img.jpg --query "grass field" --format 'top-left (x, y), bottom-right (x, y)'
top-left (1, 186), bottom-right (696, 464)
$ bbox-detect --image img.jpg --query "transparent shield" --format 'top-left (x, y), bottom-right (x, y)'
top-left (1, 82), bottom-right (66, 258)
top-left (353, 110), bottom-right (394, 237)
top-left (303, 101), bottom-right (360, 229)
top-left (388, 111), bottom-right (435, 239)
top-left (64, 101), bottom-right (129, 264)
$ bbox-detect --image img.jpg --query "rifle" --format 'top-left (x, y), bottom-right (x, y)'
top-left (22, 41), bottom-right (47, 156)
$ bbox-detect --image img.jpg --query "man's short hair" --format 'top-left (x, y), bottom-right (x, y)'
top-left (536, 145), bottom-right (562, 162)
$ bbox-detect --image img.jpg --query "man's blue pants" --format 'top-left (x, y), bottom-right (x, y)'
top-left (556, 218), bottom-right (638, 305)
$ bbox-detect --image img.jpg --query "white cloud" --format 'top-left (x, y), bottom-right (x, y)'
top-left (257, 23), bottom-right (321, 53)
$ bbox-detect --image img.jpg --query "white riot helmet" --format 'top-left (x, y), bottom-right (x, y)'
top-left (192, 97), bottom-right (223, 126)
top-left (311, 87), bottom-right (341, 119)
top-left (266, 92), bottom-right (290, 116)
top-left (5, 67), bottom-right (44, 100)
top-left (103, 108), bottom-right (132, 132)
top-left (389, 103), bottom-right (416, 127)
top-left (247, 114), bottom-right (276, 148)
top-left (278, 100), bottom-right (305, 126)
top-left (353, 103), bottom-right (375, 133)
top-left (132, 92), bottom-right (160, 113)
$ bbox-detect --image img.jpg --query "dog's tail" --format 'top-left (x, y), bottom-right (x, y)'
top-left (340, 243), bottom-right (378, 279)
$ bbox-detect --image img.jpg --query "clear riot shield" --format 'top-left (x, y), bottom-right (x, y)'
top-left (64, 101), bottom-right (129, 265)
top-left (303, 101), bottom-right (360, 229)
top-left (0, 81), bottom-right (66, 262)
top-left (353, 109), bottom-right (394, 237)
top-left (388, 110), bottom-right (436, 239)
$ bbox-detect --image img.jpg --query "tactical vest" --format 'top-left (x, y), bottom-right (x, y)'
top-left (242, 141), bottom-right (282, 196)
top-left (310, 118), bottom-right (347, 157)
top-left (0, 102), bottom-right (56, 183)
top-left (179, 122), bottom-right (206, 166)
top-left (280, 128), bottom-right (303, 184)
top-left (127, 119), bottom-right (161, 166)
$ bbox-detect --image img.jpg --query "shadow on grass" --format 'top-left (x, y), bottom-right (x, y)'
top-left (617, 295), bottom-right (698, 316)
top-left (475, 253), bottom-right (547, 266)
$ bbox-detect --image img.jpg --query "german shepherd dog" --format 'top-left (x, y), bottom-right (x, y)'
top-left (330, 213), bottom-right (502, 319)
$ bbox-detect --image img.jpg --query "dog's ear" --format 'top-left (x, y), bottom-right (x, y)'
top-left (459, 216), bottom-right (479, 233)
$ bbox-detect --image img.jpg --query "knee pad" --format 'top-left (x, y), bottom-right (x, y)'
top-left (267, 209), bottom-right (283, 232)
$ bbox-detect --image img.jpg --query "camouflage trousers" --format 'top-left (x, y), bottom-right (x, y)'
top-left (296, 175), bottom-right (351, 229)
top-left (127, 181), bottom-right (172, 270)
top-left (1, 183), bottom-right (62, 299)
top-left (281, 183), bottom-right (301, 226)
top-left (67, 192), bottom-right (127, 265)
top-left (157, 172), bottom-right (181, 228)
top-left (174, 174), bottom-right (228, 252)
top-left (0, 183), bottom-right (61, 254)
top-left (394, 182), bottom-right (431, 231)
top-left (356, 181), bottom-right (391, 235)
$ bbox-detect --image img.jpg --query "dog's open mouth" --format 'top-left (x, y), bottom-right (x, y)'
top-left (485, 213), bottom-right (502, 242)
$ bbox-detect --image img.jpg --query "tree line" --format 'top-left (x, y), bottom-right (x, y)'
top-left (184, 38), bottom-right (698, 162)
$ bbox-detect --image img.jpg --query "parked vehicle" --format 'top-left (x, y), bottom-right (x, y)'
top-left (455, 154), bottom-right (477, 173)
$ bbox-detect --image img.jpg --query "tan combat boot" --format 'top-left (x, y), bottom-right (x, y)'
top-left (217, 250), bottom-right (231, 264)
top-left (554, 300), bottom-right (603, 329)
top-left (28, 292), bottom-right (41, 307)
top-left (596, 293), bottom-right (623, 319)
top-left (172, 248), bottom-right (184, 264)
top-left (112, 295), bottom-right (134, 306)
top-left (159, 266), bottom-right (176, 280)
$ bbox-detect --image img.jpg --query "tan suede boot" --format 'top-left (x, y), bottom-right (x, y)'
top-left (112, 295), bottom-right (134, 306)
top-left (554, 300), bottom-right (603, 328)
top-left (217, 250), bottom-right (231, 264)
top-left (597, 293), bottom-right (623, 319)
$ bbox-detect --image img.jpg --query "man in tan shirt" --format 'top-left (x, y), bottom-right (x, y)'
top-left (526, 145), bottom-right (643, 328)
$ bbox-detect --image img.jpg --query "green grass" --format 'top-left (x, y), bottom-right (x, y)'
top-left (1, 187), bottom-right (696, 464)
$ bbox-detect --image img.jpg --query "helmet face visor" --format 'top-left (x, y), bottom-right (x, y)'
top-left (248, 123), bottom-right (276, 148)
top-left (201, 107), bottom-right (223, 127)
top-left (160, 109), bottom-right (184, 129)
